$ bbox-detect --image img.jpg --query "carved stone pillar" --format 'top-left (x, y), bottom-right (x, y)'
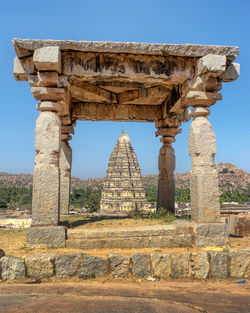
top-left (188, 106), bottom-right (220, 222)
top-left (26, 101), bottom-right (66, 248)
top-left (155, 121), bottom-right (181, 213)
top-left (157, 136), bottom-right (176, 213)
top-left (32, 101), bottom-right (61, 225)
top-left (59, 138), bottom-right (72, 215)
top-left (185, 54), bottom-right (229, 223)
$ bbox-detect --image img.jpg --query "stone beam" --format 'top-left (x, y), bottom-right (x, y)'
top-left (28, 72), bottom-right (69, 88)
top-left (62, 52), bottom-right (196, 84)
top-left (31, 87), bottom-right (66, 102)
top-left (71, 81), bottom-right (117, 103)
top-left (119, 86), bottom-right (171, 105)
top-left (14, 56), bottom-right (35, 81)
top-left (13, 39), bottom-right (239, 60)
top-left (60, 115), bottom-right (75, 126)
top-left (95, 81), bottom-right (151, 93)
top-left (161, 85), bottom-right (183, 117)
top-left (72, 102), bottom-right (162, 122)
top-left (61, 125), bottom-right (74, 134)
top-left (185, 91), bottom-right (222, 107)
top-left (29, 72), bottom-right (59, 87)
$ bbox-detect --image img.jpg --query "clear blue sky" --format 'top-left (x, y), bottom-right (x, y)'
top-left (0, 0), bottom-right (249, 179)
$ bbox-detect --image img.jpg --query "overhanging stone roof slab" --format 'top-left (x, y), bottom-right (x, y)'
top-left (13, 38), bottom-right (239, 60)
top-left (12, 38), bottom-right (240, 124)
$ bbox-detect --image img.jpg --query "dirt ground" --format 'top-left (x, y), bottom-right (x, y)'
top-left (0, 280), bottom-right (249, 313)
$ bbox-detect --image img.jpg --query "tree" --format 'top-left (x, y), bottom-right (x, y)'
top-left (175, 189), bottom-right (190, 202)
top-left (0, 198), bottom-right (7, 208)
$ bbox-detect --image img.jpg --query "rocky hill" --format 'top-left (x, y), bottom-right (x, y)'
top-left (0, 173), bottom-right (33, 188)
top-left (174, 163), bottom-right (250, 192)
top-left (0, 163), bottom-right (249, 193)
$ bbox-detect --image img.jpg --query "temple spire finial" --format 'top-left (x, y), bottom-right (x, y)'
top-left (122, 128), bottom-right (125, 134)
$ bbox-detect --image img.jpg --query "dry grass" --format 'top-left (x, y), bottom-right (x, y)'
top-left (64, 218), bottom-right (171, 229)
top-left (60, 214), bottom-right (176, 229)
top-left (0, 229), bottom-right (26, 256)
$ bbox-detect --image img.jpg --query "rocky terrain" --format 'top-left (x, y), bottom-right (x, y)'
top-left (0, 163), bottom-right (249, 192)
top-left (0, 173), bottom-right (33, 189)
top-left (174, 163), bottom-right (250, 192)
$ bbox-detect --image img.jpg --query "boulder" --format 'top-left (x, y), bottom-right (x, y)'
top-left (78, 255), bottom-right (108, 278)
top-left (0, 256), bottom-right (25, 280)
top-left (192, 252), bottom-right (209, 279)
top-left (109, 253), bottom-right (130, 278)
top-left (151, 254), bottom-right (170, 279)
top-left (209, 252), bottom-right (228, 278)
top-left (55, 254), bottom-right (82, 278)
top-left (170, 253), bottom-right (191, 278)
top-left (25, 253), bottom-right (56, 279)
top-left (230, 250), bottom-right (250, 278)
top-left (131, 253), bottom-right (150, 277)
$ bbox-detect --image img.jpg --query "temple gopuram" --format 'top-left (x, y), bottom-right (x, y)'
top-left (100, 130), bottom-right (150, 213)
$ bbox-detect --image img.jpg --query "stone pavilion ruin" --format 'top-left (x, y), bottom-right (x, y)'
top-left (12, 39), bottom-right (239, 248)
top-left (100, 129), bottom-right (150, 213)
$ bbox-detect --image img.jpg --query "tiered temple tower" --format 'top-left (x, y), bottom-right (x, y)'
top-left (100, 130), bottom-right (150, 213)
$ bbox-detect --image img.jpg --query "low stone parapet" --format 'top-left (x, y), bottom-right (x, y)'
top-left (66, 221), bottom-right (229, 249)
top-left (0, 249), bottom-right (249, 281)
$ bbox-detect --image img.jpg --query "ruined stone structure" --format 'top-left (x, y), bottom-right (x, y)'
top-left (100, 130), bottom-right (150, 213)
top-left (12, 39), bottom-right (239, 248)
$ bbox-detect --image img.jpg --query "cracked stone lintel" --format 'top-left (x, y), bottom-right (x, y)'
top-left (12, 38), bottom-right (239, 60)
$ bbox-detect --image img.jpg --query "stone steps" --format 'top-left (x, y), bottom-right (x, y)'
top-left (66, 223), bottom-right (194, 249)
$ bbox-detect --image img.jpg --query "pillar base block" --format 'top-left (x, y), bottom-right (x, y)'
top-left (194, 223), bottom-right (229, 247)
top-left (26, 226), bottom-right (66, 249)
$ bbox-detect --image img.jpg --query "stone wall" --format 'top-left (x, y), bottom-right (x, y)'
top-left (0, 250), bottom-right (249, 281)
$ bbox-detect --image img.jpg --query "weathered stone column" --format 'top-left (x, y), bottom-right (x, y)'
top-left (155, 121), bottom-right (181, 213)
top-left (26, 101), bottom-right (66, 248)
top-left (157, 136), bottom-right (176, 213)
top-left (188, 106), bottom-right (220, 222)
top-left (185, 54), bottom-right (230, 223)
top-left (59, 138), bottom-right (72, 215)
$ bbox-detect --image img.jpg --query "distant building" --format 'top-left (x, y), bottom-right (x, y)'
top-left (100, 130), bottom-right (150, 213)
top-left (175, 202), bottom-right (191, 217)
